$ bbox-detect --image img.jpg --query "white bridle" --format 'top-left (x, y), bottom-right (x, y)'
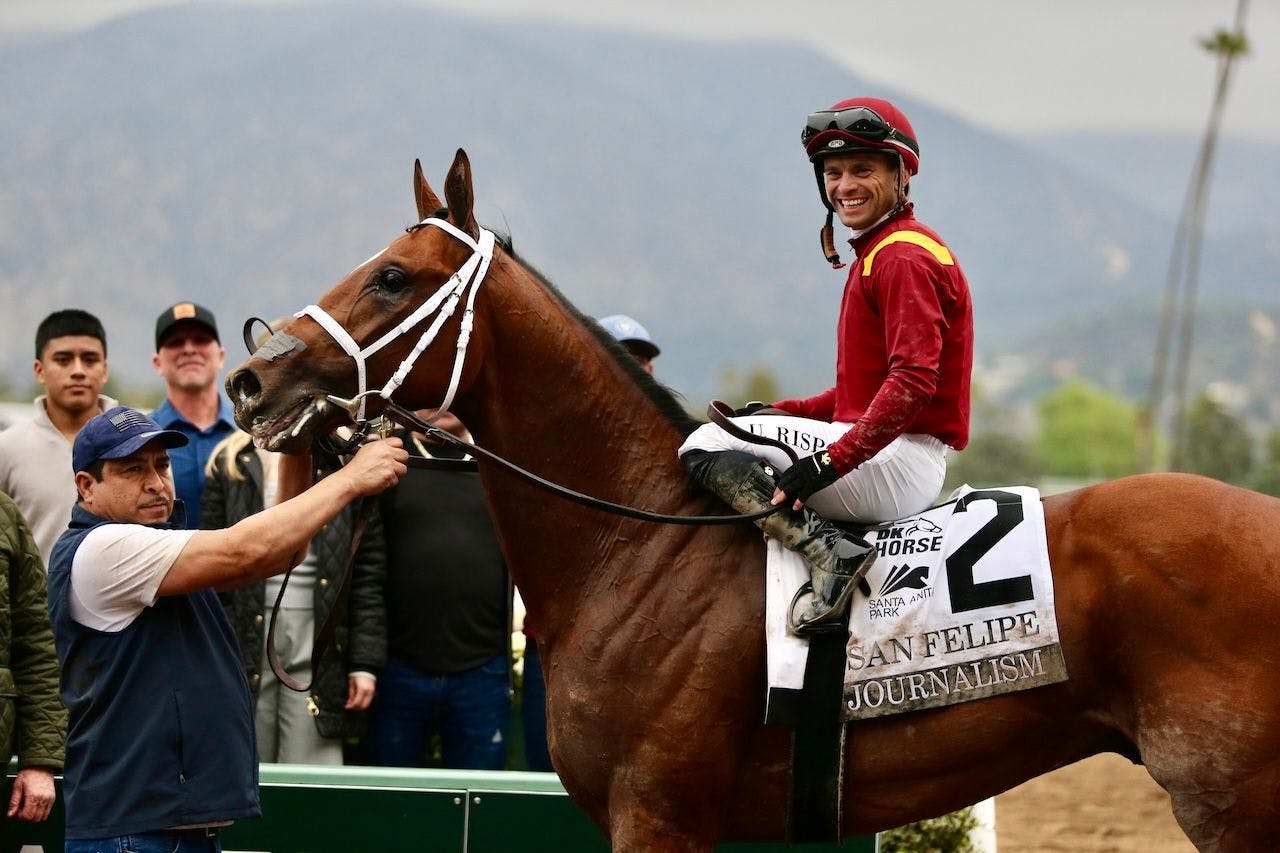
top-left (295, 218), bottom-right (495, 422)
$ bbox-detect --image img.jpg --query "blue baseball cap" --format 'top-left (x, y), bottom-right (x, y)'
top-left (598, 314), bottom-right (660, 359)
top-left (72, 406), bottom-right (189, 474)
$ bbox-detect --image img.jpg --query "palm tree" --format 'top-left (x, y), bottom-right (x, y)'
top-left (1138, 1), bottom-right (1249, 472)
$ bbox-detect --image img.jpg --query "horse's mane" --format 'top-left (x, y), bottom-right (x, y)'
top-left (495, 232), bottom-right (703, 439)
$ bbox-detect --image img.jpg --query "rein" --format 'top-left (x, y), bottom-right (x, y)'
top-left (339, 396), bottom-right (781, 526)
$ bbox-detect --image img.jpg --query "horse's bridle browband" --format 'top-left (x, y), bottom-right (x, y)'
top-left (295, 216), bottom-right (495, 422)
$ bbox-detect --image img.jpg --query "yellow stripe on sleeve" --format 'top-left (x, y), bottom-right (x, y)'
top-left (862, 231), bottom-right (954, 275)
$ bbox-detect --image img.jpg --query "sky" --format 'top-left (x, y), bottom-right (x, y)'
top-left (2, 0), bottom-right (1276, 143)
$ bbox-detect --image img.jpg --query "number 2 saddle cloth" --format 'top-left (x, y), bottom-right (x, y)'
top-left (764, 485), bottom-right (1069, 724)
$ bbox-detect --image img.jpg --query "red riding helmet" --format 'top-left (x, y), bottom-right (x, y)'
top-left (802, 97), bottom-right (920, 267)
top-left (802, 96), bottom-right (920, 174)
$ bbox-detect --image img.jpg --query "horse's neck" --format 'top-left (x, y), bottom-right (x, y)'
top-left (460, 299), bottom-right (702, 639)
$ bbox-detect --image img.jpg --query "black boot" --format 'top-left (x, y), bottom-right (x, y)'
top-left (683, 450), bottom-right (874, 634)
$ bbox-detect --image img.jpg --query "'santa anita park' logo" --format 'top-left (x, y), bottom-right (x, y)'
top-left (880, 563), bottom-right (930, 597)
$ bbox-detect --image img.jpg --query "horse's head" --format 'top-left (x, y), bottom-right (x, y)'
top-left (226, 150), bottom-right (492, 452)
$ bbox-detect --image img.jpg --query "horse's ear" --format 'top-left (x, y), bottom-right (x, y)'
top-left (413, 158), bottom-right (442, 222)
top-left (443, 148), bottom-right (479, 238)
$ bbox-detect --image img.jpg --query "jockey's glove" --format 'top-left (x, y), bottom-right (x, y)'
top-left (733, 401), bottom-right (768, 416)
top-left (776, 450), bottom-right (842, 504)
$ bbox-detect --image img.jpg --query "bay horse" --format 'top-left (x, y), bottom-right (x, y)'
top-left (226, 150), bottom-right (1280, 852)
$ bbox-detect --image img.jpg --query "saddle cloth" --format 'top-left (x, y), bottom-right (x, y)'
top-left (764, 485), bottom-right (1069, 724)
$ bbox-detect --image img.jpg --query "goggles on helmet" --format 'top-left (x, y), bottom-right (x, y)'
top-left (801, 106), bottom-right (919, 156)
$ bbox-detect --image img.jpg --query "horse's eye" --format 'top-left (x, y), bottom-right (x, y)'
top-left (376, 267), bottom-right (409, 295)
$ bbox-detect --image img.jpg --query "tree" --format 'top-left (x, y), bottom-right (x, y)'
top-left (1036, 380), bottom-right (1139, 479)
top-left (1182, 393), bottom-right (1253, 483)
top-left (1140, 1), bottom-right (1250, 471)
top-left (944, 431), bottom-right (1044, 495)
top-left (717, 365), bottom-right (782, 409)
top-left (1248, 427), bottom-right (1280, 497)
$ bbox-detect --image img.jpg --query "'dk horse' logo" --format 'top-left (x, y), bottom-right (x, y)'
top-left (902, 517), bottom-right (942, 536)
top-left (880, 563), bottom-right (931, 596)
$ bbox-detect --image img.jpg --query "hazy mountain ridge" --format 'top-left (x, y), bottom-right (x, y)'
top-left (1, 0), bottom-right (1276, 413)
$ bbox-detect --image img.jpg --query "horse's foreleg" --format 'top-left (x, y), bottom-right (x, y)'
top-left (605, 808), bottom-right (718, 853)
top-left (601, 752), bottom-right (737, 852)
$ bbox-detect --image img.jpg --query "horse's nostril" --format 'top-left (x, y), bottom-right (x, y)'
top-left (228, 366), bottom-right (262, 403)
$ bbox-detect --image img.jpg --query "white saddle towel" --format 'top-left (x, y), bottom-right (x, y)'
top-left (764, 485), bottom-right (1069, 723)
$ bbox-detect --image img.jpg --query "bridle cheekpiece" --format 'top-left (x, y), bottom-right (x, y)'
top-left (294, 217), bottom-right (495, 423)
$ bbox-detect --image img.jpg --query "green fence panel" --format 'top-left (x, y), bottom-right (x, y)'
top-left (6, 763), bottom-right (877, 852)
top-left (465, 788), bottom-right (606, 853)
top-left (221, 785), bottom-right (465, 852)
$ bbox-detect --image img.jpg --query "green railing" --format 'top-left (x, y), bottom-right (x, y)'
top-left (4, 762), bottom-right (877, 852)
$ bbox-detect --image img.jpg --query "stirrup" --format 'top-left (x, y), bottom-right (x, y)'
top-left (787, 578), bottom-right (859, 636)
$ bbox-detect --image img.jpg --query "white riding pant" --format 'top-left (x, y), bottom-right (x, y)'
top-left (679, 415), bottom-right (948, 524)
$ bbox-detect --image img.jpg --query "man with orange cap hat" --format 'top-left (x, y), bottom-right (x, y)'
top-left (681, 97), bottom-right (973, 634)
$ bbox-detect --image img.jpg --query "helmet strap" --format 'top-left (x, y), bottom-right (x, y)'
top-left (820, 209), bottom-right (845, 269)
top-left (891, 154), bottom-right (908, 215)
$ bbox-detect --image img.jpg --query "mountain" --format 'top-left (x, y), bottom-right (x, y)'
top-left (1027, 132), bottom-right (1280, 238)
top-left (1, 0), bottom-right (1276, 418)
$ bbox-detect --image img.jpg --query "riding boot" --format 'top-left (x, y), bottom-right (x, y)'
top-left (683, 449), bottom-right (875, 634)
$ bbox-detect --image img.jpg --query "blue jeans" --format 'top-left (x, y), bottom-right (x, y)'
top-left (365, 654), bottom-right (510, 770)
top-left (66, 828), bottom-right (221, 852)
top-left (521, 638), bottom-right (554, 772)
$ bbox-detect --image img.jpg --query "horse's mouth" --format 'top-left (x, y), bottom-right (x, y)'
top-left (248, 394), bottom-right (341, 453)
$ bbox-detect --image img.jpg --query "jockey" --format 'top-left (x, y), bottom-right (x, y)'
top-left (680, 96), bottom-right (973, 634)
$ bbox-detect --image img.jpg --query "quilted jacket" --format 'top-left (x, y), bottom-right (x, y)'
top-left (0, 491), bottom-right (66, 768)
top-left (201, 447), bottom-right (387, 740)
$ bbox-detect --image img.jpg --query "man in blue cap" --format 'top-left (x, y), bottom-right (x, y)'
top-left (48, 406), bottom-right (407, 851)
top-left (598, 314), bottom-right (660, 374)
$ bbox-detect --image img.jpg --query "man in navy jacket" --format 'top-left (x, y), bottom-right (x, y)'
top-left (48, 407), bottom-right (406, 850)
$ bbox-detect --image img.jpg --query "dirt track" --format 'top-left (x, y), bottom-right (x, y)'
top-left (995, 754), bottom-right (1195, 852)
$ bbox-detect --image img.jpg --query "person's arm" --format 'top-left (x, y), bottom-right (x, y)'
top-left (5, 500), bottom-right (66, 784)
top-left (826, 251), bottom-right (949, 472)
top-left (771, 387), bottom-right (837, 421)
top-left (345, 502), bottom-right (386, 710)
top-left (773, 250), bottom-right (951, 509)
top-left (158, 438), bottom-right (407, 596)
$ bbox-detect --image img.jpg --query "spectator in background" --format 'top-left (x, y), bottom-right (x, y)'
top-left (598, 313), bottom-right (661, 375)
top-left (150, 302), bottom-right (235, 528)
top-left (361, 411), bottom-right (512, 771)
top-left (0, 491), bottom-right (66, 827)
top-left (48, 406), bottom-right (406, 849)
top-left (202, 430), bottom-right (387, 765)
top-left (0, 309), bottom-right (117, 564)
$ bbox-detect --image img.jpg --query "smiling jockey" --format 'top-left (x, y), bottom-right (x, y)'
top-left (681, 96), bottom-right (973, 634)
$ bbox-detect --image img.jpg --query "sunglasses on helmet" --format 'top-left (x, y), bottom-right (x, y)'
top-left (801, 106), bottom-right (918, 154)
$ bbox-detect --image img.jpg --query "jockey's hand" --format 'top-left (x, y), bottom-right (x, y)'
top-left (733, 401), bottom-right (768, 416)
top-left (772, 450), bottom-right (840, 510)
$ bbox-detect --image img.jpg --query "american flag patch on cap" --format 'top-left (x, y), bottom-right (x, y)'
top-left (109, 409), bottom-right (154, 433)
